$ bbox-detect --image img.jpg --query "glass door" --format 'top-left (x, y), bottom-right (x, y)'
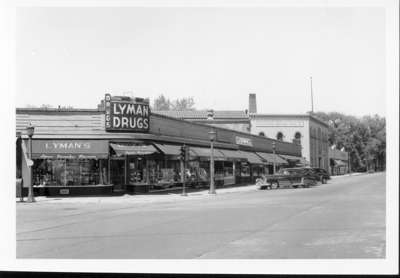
top-left (110, 159), bottom-right (125, 191)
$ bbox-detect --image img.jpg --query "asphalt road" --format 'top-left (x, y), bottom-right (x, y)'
top-left (16, 172), bottom-right (385, 259)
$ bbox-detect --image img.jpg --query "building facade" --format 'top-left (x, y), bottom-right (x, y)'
top-left (16, 95), bottom-right (302, 197)
top-left (249, 114), bottom-right (330, 171)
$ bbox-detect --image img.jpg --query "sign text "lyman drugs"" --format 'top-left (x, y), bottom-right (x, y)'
top-left (105, 94), bottom-right (150, 132)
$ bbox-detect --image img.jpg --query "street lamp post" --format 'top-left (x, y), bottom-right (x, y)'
top-left (16, 131), bottom-right (24, 202)
top-left (208, 129), bottom-right (216, 194)
top-left (26, 123), bottom-right (35, 203)
top-left (272, 141), bottom-right (276, 174)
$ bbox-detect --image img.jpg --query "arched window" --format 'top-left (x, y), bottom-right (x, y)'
top-left (276, 132), bottom-right (283, 141)
top-left (258, 131), bottom-right (265, 137)
top-left (293, 132), bottom-right (301, 145)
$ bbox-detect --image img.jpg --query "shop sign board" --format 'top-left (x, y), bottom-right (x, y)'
top-left (31, 140), bottom-right (109, 158)
top-left (105, 94), bottom-right (150, 132)
top-left (235, 136), bottom-right (253, 147)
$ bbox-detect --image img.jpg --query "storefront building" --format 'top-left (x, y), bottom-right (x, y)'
top-left (328, 147), bottom-right (349, 175)
top-left (16, 95), bottom-right (302, 196)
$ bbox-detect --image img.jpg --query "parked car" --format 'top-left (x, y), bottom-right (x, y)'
top-left (306, 167), bottom-right (331, 184)
top-left (257, 168), bottom-right (318, 190)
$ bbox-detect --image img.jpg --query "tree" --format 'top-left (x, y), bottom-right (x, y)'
top-left (171, 97), bottom-right (195, 111)
top-left (314, 111), bottom-right (386, 172)
top-left (153, 94), bottom-right (172, 111)
top-left (152, 95), bottom-right (196, 111)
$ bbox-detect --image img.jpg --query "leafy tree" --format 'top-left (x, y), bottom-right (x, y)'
top-left (153, 94), bottom-right (195, 111)
top-left (171, 97), bottom-right (195, 111)
top-left (314, 111), bottom-right (385, 172)
top-left (153, 94), bottom-right (172, 110)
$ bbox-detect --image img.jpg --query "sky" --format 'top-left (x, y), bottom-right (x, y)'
top-left (16, 6), bottom-right (386, 116)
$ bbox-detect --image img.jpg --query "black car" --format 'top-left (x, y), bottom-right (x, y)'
top-left (307, 167), bottom-right (330, 184)
top-left (257, 168), bottom-right (318, 190)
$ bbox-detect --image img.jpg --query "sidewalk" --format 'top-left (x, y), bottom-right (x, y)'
top-left (17, 172), bottom-right (372, 205)
top-left (330, 172), bottom-right (364, 179)
top-left (17, 184), bottom-right (259, 205)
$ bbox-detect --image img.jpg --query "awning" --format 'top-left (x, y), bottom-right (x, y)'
top-left (334, 159), bottom-right (347, 166)
top-left (256, 152), bottom-right (288, 165)
top-left (296, 158), bottom-right (310, 166)
top-left (154, 143), bottom-right (181, 156)
top-left (238, 151), bottom-right (264, 164)
top-left (279, 154), bottom-right (309, 165)
top-left (190, 147), bottom-right (225, 161)
top-left (218, 149), bottom-right (247, 161)
top-left (110, 143), bottom-right (158, 156)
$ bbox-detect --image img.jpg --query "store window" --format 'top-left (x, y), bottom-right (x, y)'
top-left (33, 159), bottom-right (108, 186)
top-left (215, 161), bottom-right (224, 181)
top-left (240, 162), bottom-right (251, 177)
top-left (223, 161), bottom-right (234, 177)
top-left (148, 158), bottom-right (180, 188)
top-left (251, 165), bottom-right (264, 177)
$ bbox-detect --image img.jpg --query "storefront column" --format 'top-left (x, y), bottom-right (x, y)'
top-left (108, 157), bottom-right (111, 185)
top-left (124, 155), bottom-right (127, 186)
top-left (232, 162), bottom-right (236, 184)
top-left (145, 159), bottom-right (150, 184)
top-left (99, 159), bottom-right (103, 184)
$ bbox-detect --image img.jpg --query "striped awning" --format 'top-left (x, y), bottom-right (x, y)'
top-left (189, 147), bottom-right (225, 160)
top-left (153, 144), bottom-right (181, 156)
top-left (256, 152), bottom-right (288, 165)
top-left (279, 154), bottom-right (310, 165)
top-left (238, 151), bottom-right (264, 164)
top-left (218, 149), bottom-right (247, 161)
top-left (110, 143), bottom-right (158, 156)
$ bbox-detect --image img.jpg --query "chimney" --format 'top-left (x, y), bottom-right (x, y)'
top-left (207, 109), bottom-right (214, 120)
top-left (249, 93), bottom-right (257, 114)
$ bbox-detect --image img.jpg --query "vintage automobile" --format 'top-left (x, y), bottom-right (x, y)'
top-left (257, 168), bottom-right (318, 190)
top-left (306, 167), bottom-right (331, 184)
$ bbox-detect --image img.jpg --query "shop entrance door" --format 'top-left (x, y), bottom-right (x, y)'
top-left (110, 159), bottom-right (125, 192)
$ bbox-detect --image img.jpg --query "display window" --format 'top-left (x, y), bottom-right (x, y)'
top-left (214, 161), bottom-right (224, 180)
top-left (240, 162), bottom-right (251, 177)
top-left (147, 158), bottom-right (180, 189)
top-left (32, 159), bottom-right (108, 186)
top-left (251, 165), bottom-right (265, 177)
top-left (223, 161), bottom-right (234, 177)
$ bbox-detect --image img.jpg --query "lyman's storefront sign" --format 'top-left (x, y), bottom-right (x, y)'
top-left (105, 94), bottom-right (150, 132)
top-left (31, 140), bottom-right (109, 159)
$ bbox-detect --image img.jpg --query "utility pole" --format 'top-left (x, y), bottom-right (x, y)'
top-left (310, 76), bottom-right (314, 113)
top-left (180, 145), bottom-right (187, 196)
top-left (272, 141), bottom-right (276, 174)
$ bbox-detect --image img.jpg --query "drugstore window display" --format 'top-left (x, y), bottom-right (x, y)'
top-left (32, 159), bottom-right (108, 186)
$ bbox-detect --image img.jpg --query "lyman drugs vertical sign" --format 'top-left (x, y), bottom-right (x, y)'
top-left (105, 94), bottom-right (150, 132)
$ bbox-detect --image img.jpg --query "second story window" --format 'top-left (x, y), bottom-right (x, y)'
top-left (276, 132), bottom-right (284, 141)
top-left (293, 132), bottom-right (301, 145)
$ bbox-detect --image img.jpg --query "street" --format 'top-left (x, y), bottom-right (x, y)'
top-left (16, 172), bottom-right (385, 259)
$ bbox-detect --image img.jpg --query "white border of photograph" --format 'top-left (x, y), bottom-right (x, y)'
top-left (0, 0), bottom-right (398, 275)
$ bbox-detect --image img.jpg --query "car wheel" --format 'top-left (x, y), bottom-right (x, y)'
top-left (271, 181), bottom-right (279, 189)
